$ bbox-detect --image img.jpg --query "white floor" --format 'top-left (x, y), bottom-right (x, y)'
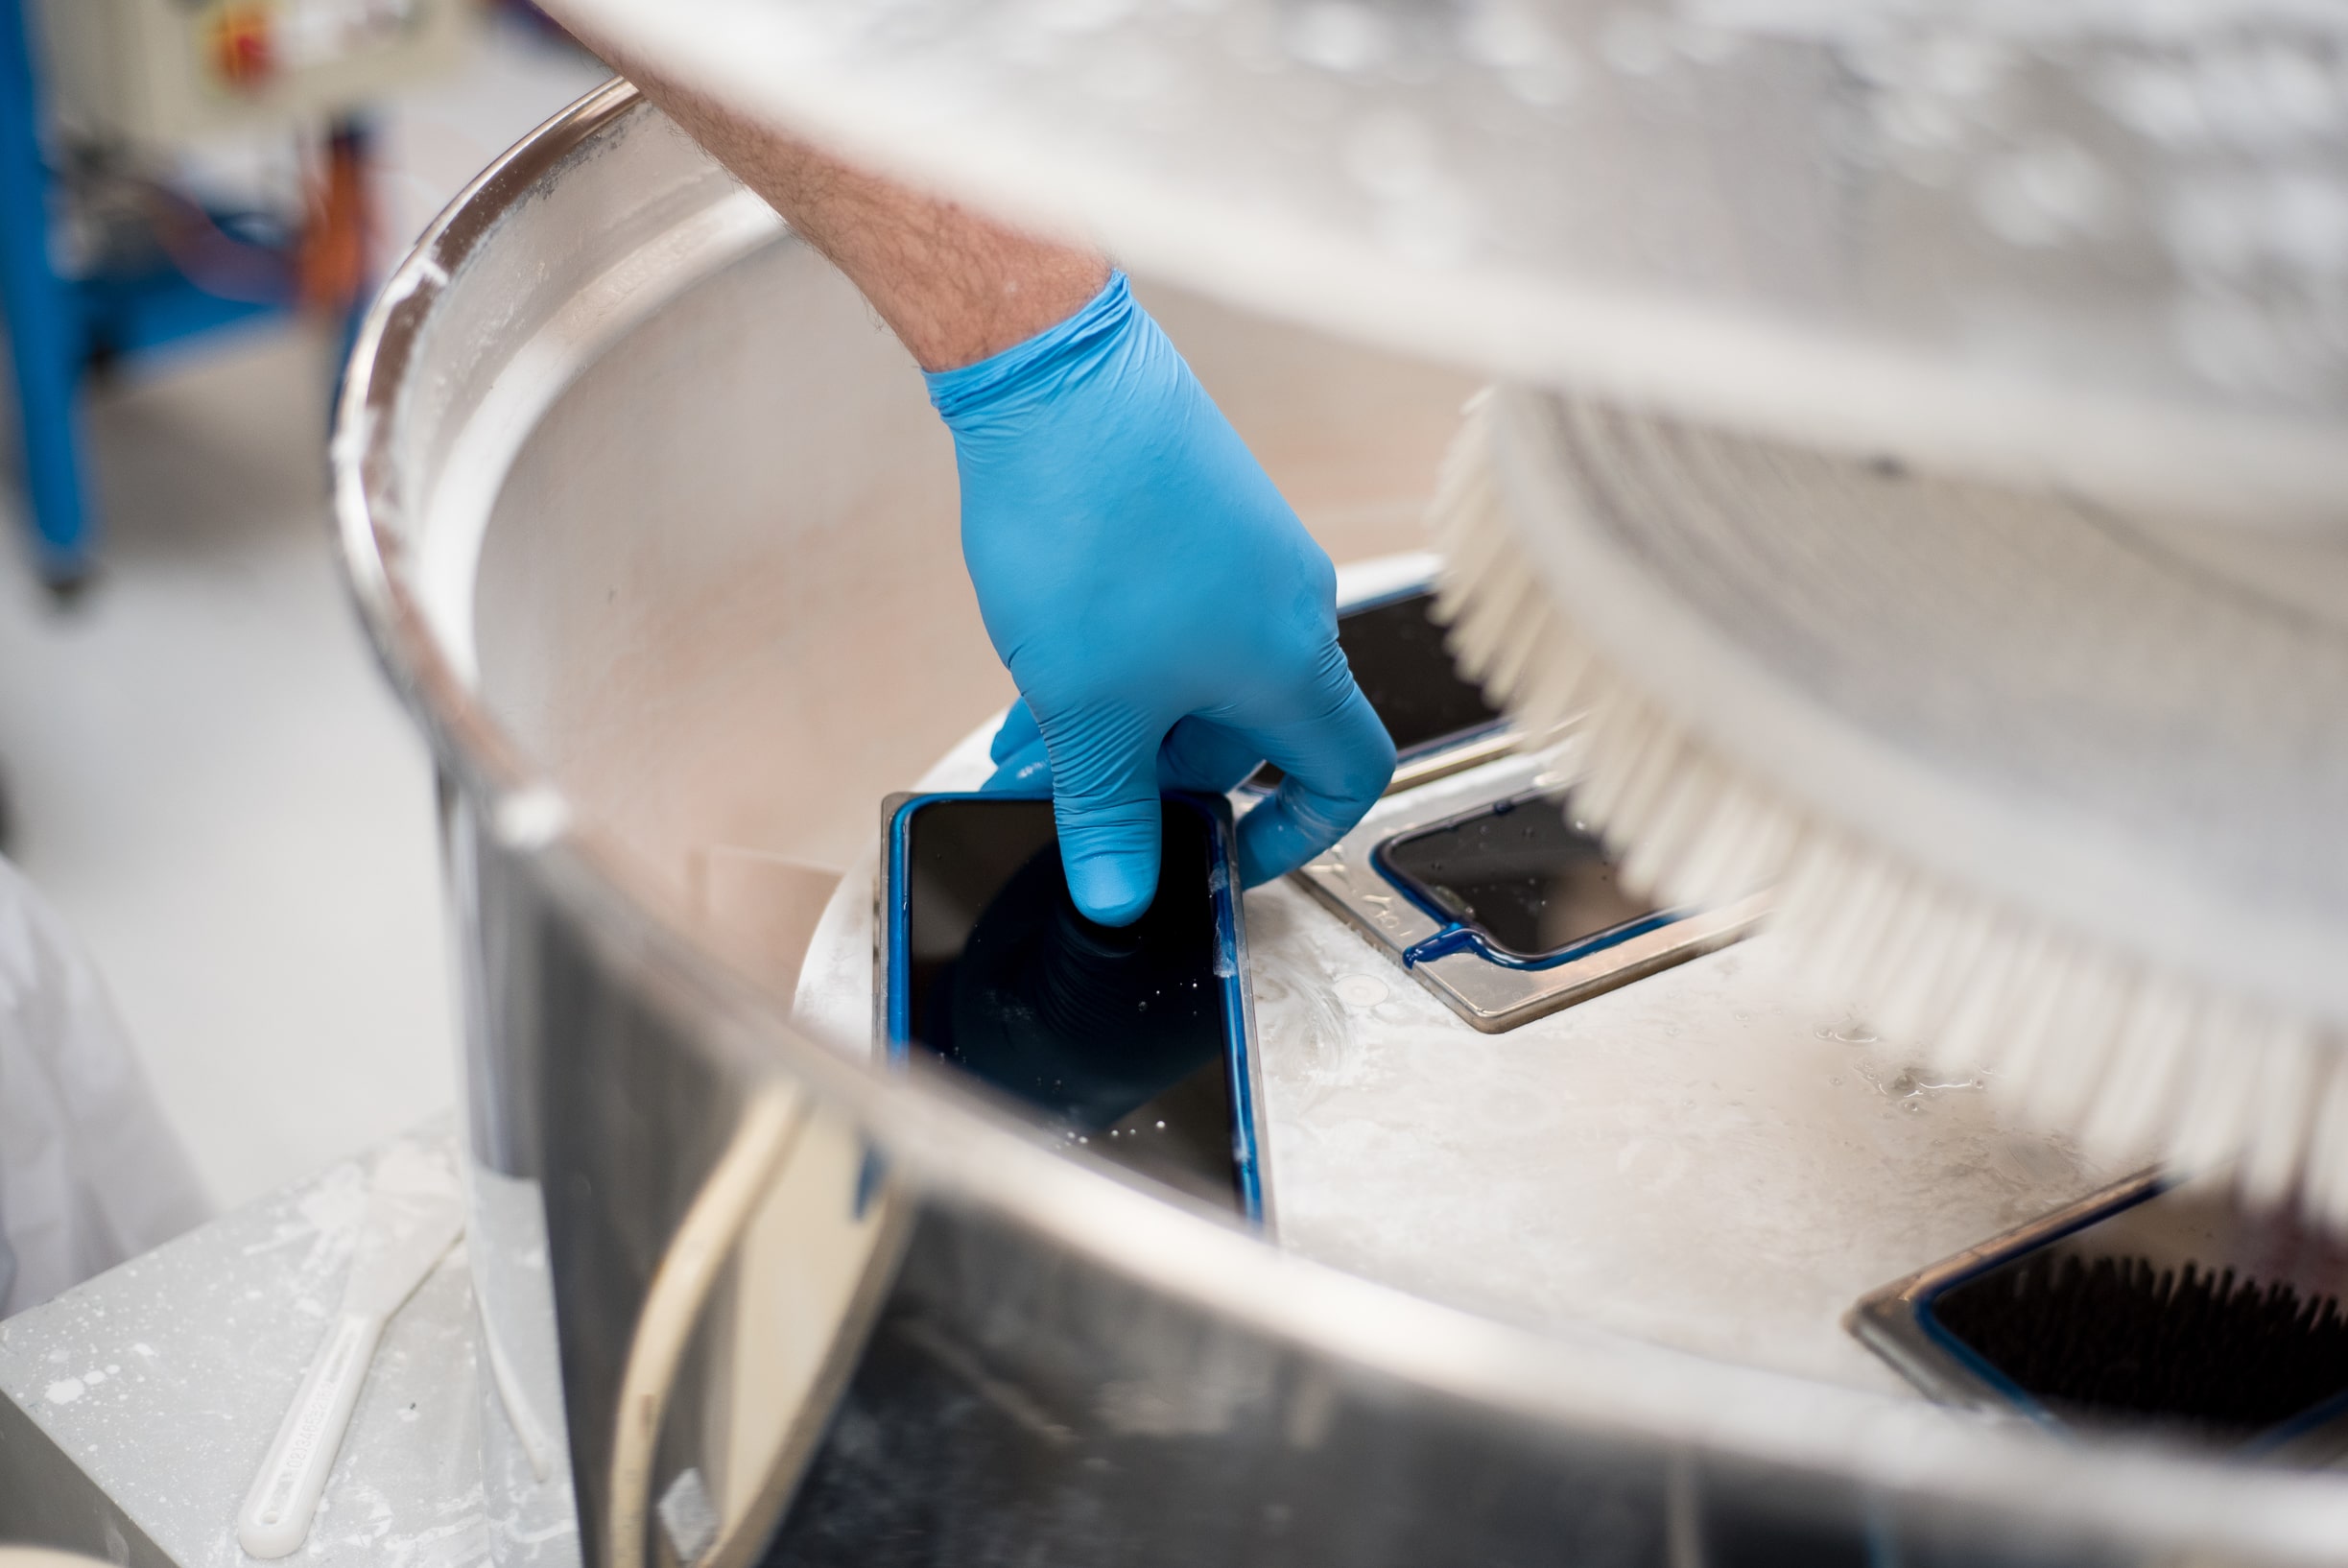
top-left (0, 22), bottom-right (612, 1212)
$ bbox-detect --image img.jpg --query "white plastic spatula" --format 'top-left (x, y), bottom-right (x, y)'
top-left (238, 1142), bottom-right (465, 1558)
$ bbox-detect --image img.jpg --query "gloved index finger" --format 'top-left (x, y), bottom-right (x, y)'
top-left (1230, 678), bottom-right (1395, 887)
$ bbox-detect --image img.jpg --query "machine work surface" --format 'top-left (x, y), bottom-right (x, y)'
top-left (0, 1133), bottom-right (497, 1568)
top-left (791, 565), bottom-right (2128, 1397)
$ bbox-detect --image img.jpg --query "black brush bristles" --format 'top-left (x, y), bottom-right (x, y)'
top-left (1933, 1251), bottom-right (2348, 1440)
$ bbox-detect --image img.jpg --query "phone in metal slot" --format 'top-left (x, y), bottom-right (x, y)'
top-left (1850, 1170), bottom-right (2348, 1460)
top-left (877, 791), bottom-right (1269, 1224)
top-left (1265, 579), bottom-right (1765, 1031)
top-left (1247, 584), bottom-right (1515, 796)
top-left (1378, 793), bottom-right (1683, 965)
top-left (1294, 787), bottom-right (1770, 1033)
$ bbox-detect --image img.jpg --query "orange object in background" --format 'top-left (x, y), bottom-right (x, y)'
top-left (298, 124), bottom-right (370, 316)
top-left (205, 2), bottom-right (277, 90)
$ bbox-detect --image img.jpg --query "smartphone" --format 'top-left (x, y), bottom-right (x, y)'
top-left (1852, 1170), bottom-right (2348, 1457)
top-left (878, 791), bottom-right (1266, 1223)
top-left (1295, 780), bottom-right (1767, 1032)
top-left (1250, 586), bottom-right (1509, 795)
top-left (1376, 791), bottom-right (1676, 966)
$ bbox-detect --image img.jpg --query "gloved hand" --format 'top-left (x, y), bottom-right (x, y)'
top-left (927, 273), bottom-right (1395, 926)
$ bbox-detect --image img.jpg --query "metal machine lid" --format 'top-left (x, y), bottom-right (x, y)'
top-left (559, 0), bottom-right (2348, 528)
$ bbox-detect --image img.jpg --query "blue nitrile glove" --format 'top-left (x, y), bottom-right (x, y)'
top-left (926, 272), bottom-right (1395, 926)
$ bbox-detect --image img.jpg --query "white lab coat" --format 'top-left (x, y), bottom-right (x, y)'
top-left (0, 856), bottom-right (209, 1315)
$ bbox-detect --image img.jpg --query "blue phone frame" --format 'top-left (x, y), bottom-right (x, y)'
top-left (1371, 791), bottom-right (1693, 973)
top-left (882, 789), bottom-right (1266, 1224)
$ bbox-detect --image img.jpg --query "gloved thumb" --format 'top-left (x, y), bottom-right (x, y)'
top-left (1046, 718), bottom-right (1168, 927)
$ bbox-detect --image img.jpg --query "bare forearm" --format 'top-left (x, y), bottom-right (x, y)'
top-left (559, 21), bottom-right (1109, 370)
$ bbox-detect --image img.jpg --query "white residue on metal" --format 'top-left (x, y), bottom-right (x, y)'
top-left (0, 1128), bottom-right (498, 1568)
top-left (1096, 1368), bottom-right (1262, 1438)
top-left (378, 252), bottom-right (450, 311)
top-left (1246, 877), bottom-right (2118, 1393)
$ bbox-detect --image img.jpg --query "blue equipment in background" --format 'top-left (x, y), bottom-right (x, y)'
top-left (0, 0), bottom-right (397, 590)
top-left (0, 0), bottom-right (103, 589)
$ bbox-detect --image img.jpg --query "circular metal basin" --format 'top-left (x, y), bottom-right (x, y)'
top-left (335, 83), bottom-right (2348, 1568)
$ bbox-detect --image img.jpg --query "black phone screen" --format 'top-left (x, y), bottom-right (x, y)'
top-left (1380, 794), bottom-right (1658, 960)
top-left (900, 796), bottom-right (1245, 1211)
top-left (1342, 589), bottom-right (1503, 755)
top-left (1255, 588), bottom-right (1501, 787)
